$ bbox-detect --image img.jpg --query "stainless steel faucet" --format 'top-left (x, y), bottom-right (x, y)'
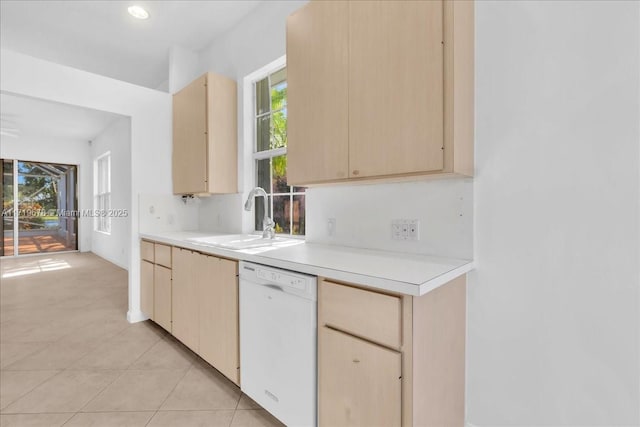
top-left (244, 187), bottom-right (275, 239)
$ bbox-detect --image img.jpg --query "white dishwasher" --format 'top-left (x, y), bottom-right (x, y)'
top-left (239, 261), bottom-right (317, 427)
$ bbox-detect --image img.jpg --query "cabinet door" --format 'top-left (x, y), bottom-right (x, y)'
top-left (286, 0), bottom-right (349, 184)
top-left (207, 73), bottom-right (238, 194)
top-left (348, 1), bottom-right (444, 178)
top-left (154, 265), bottom-right (172, 333)
top-left (173, 74), bottom-right (208, 194)
top-left (198, 257), bottom-right (239, 385)
top-left (140, 260), bottom-right (154, 320)
top-left (319, 327), bottom-right (402, 427)
top-left (171, 248), bottom-right (199, 352)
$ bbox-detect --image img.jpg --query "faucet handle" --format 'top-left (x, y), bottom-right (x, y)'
top-left (263, 219), bottom-right (276, 239)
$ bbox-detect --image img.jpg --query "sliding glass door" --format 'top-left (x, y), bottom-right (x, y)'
top-left (1, 159), bottom-right (78, 256)
top-left (1, 160), bottom-right (15, 256)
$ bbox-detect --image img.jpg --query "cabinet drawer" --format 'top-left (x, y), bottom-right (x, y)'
top-left (320, 280), bottom-right (402, 349)
top-left (155, 244), bottom-right (172, 268)
top-left (140, 240), bottom-right (154, 262)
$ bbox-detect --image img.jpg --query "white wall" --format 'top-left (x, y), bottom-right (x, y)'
top-left (168, 46), bottom-right (200, 94)
top-left (192, 0), bottom-right (473, 261)
top-left (3, 1), bottom-right (637, 423)
top-left (0, 134), bottom-right (92, 252)
top-left (195, 0), bottom-right (308, 234)
top-left (138, 193), bottom-right (199, 234)
top-left (468, 1), bottom-right (639, 425)
top-left (90, 117), bottom-right (131, 269)
top-left (193, 1), bottom-right (640, 424)
top-left (0, 49), bottom-right (173, 323)
top-left (306, 178), bottom-right (473, 259)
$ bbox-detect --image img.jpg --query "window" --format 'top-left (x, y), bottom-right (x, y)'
top-left (253, 66), bottom-right (305, 235)
top-left (94, 152), bottom-right (111, 234)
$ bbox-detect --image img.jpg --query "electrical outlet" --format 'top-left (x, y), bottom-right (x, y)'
top-left (391, 219), bottom-right (420, 241)
top-left (408, 219), bottom-right (420, 240)
top-left (401, 222), bottom-right (409, 239)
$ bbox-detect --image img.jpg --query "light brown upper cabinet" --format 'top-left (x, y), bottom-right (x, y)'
top-left (287, 0), bottom-right (350, 183)
top-left (286, 0), bottom-right (474, 185)
top-left (172, 72), bottom-right (238, 195)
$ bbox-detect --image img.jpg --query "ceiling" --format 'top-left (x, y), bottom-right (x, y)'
top-left (1, 92), bottom-right (123, 142)
top-left (0, 0), bottom-right (263, 89)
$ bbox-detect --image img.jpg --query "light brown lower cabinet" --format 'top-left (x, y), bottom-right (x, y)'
top-left (319, 275), bottom-right (466, 427)
top-left (320, 327), bottom-right (402, 426)
top-left (140, 241), bottom-right (172, 333)
top-left (171, 246), bottom-right (240, 385)
top-left (140, 260), bottom-right (154, 320)
top-left (171, 247), bottom-right (200, 352)
top-left (154, 265), bottom-right (172, 332)
top-left (198, 255), bottom-right (239, 385)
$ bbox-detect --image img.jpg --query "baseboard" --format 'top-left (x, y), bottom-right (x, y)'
top-left (127, 309), bottom-right (148, 323)
top-left (90, 251), bottom-right (129, 271)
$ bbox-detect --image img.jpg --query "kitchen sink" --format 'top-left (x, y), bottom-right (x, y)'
top-left (187, 234), bottom-right (303, 251)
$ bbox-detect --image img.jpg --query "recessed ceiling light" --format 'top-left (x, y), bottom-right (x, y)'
top-left (128, 5), bottom-right (149, 20)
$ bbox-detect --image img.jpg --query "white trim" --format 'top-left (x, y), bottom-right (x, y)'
top-left (253, 146), bottom-right (287, 161)
top-left (127, 309), bottom-right (148, 323)
top-left (93, 151), bottom-right (111, 234)
top-left (244, 55), bottom-right (287, 86)
top-left (1, 250), bottom-right (79, 259)
top-left (12, 159), bottom-right (18, 255)
top-left (94, 150), bottom-right (111, 162)
top-left (244, 55), bottom-right (306, 237)
top-left (242, 55), bottom-right (288, 234)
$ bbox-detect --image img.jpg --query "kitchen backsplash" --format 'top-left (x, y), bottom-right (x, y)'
top-left (138, 193), bottom-right (199, 234)
top-left (305, 178), bottom-right (473, 259)
top-left (189, 178), bottom-right (473, 259)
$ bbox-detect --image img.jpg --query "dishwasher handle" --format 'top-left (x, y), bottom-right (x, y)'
top-left (264, 283), bottom-right (285, 293)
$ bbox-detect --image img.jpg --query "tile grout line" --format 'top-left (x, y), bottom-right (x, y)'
top-left (0, 369), bottom-right (62, 412)
top-left (0, 411), bottom-right (76, 415)
top-left (143, 410), bottom-right (157, 427)
top-left (2, 254), bottom-right (279, 426)
top-left (72, 369), bottom-right (129, 417)
top-left (147, 363), bottom-right (194, 424)
top-left (120, 326), bottom-right (170, 373)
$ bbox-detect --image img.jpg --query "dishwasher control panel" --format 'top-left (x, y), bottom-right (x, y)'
top-left (240, 261), bottom-right (317, 301)
top-left (257, 269), bottom-right (308, 291)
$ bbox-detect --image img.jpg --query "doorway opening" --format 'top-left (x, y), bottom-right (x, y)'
top-left (1, 159), bottom-right (78, 256)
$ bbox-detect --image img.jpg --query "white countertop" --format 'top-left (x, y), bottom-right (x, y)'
top-left (139, 231), bottom-right (474, 296)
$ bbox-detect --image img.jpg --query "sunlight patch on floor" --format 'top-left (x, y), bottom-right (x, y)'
top-left (1, 258), bottom-right (72, 278)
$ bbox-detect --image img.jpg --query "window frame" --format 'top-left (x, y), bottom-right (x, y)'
top-left (248, 58), bottom-right (305, 237)
top-left (93, 151), bottom-right (111, 235)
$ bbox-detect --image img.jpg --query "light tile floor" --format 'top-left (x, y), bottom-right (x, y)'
top-left (0, 252), bottom-right (284, 427)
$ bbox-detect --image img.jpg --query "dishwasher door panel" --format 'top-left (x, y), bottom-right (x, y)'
top-left (240, 280), bottom-right (317, 427)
